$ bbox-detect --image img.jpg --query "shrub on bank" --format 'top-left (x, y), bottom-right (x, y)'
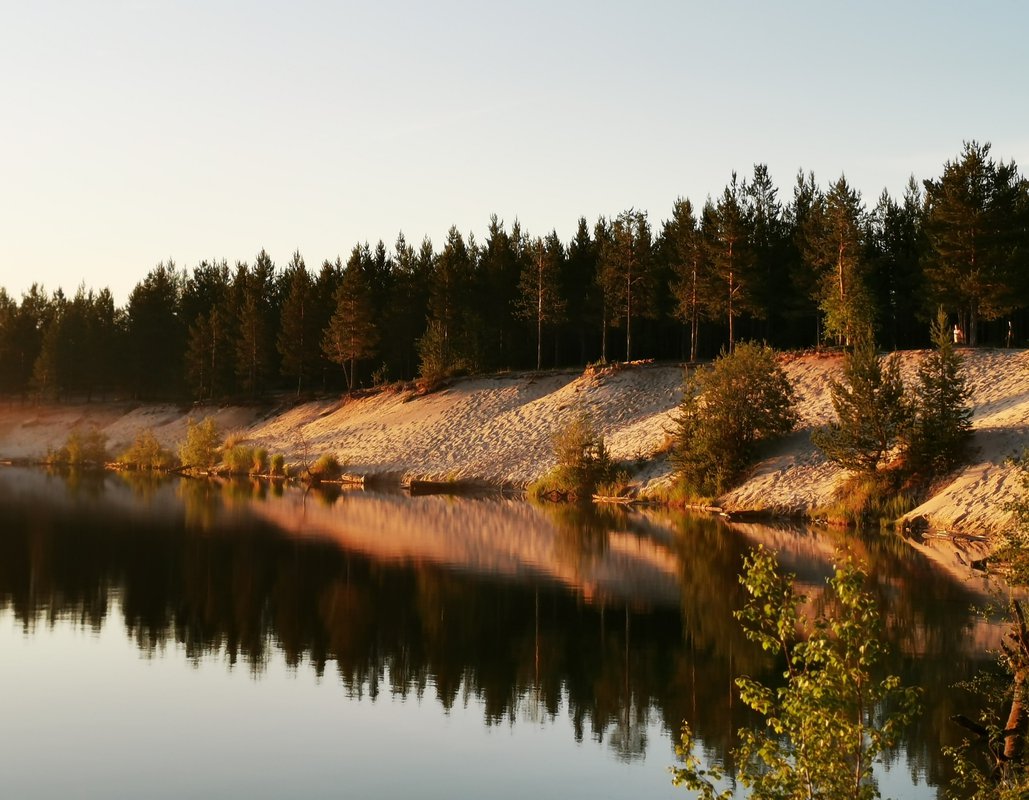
top-left (673, 342), bottom-right (796, 498)
top-left (224, 444), bottom-right (255, 475)
top-left (178, 417), bottom-right (221, 472)
top-left (309, 452), bottom-right (342, 482)
top-left (269, 454), bottom-right (285, 477)
top-left (530, 412), bottom-right (615, 501)
top-left (120, 429), bottom-right (177, 471)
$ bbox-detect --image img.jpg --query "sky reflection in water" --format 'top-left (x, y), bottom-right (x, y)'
top-left (0, 468), bottom-right (995, 798)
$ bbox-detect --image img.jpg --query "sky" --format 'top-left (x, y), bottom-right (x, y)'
top-left (2, 0), bottom-right (1027, 305)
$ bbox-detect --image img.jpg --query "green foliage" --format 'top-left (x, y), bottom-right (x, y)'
top-left (672, 547), bottom-right (920, 800)
top-left (310, 452), bottom-right (342, 481)
top-left (269, 453), bottom-right (285, 477)
top-left (532, 412), bottom-right (614, 500)
top-left (224, 444), bottom-right (255, 475)
top-left (178, 417), bottom-right (221, 471)
top-left (417, 319), bottom-right (473, 386)
top-left (515, 233), bottom-right (567, 370)
top-left (120, 429), bottom-right (177, 471)
top-left (598, 208), bottom-right (654, 361)
top-left (322, 253), bottom-right (379, 391)
top-left (672, 342), bottom-right (796, 496)
top-left (812, 336), bottom-right (910, 474)
top-left (906, 309), bottom-right (972, 476)
top-left (923, 141), bottom-right (1023, 346)
top-left (252, 447), bottom-right (268, 475)
top-left (64, 427), bottom-right (108, 466)
top-left (943, 602), bottom-right (1029, 799)
top-left (815, 469), bottom-right (919, 528)
top-left (803, 176), bottom-right (874, 346)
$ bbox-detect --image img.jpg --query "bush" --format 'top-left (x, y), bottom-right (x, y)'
top-left (269, 454), bottom-right (285, 477)
top-left (120, 429), bottom-right (177, 471)
top-left (309, 452), bottom-right (342, 481)
top-left (812, 334), bottom-right (909, 475)
top-left (178, 417), bottom-right (221, 472)
top-left (532, 412), bottom-right (614, 500)
top-left (672, 342), bottom-right (796, 497)
top-left (224, 444), bottom-right (255, 475)
top-left (64, 427), bottom-right (108, 466)
top-left (906, 309), bottom-right (972, 477)
top-left (252, 447), bottom-right (269, 475)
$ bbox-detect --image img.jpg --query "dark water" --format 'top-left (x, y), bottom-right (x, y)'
top-left (0, 467), bottom-right (1006, 799)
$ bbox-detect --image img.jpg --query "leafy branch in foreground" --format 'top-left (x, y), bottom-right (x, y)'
top-left (672, 547), bottom-right (920, 800)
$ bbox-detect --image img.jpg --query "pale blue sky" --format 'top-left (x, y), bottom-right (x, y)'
top-left (2, 0), bottom-right (1027, 304)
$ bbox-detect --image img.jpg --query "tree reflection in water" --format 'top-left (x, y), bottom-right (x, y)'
top-left (0, 467), bottom-right (1002, 792)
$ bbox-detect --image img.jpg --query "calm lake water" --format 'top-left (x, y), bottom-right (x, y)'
top-left (0, 467), bottom-right (1006, 799)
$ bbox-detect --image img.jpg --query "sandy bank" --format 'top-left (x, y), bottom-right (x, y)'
top-left (1, 349), bottom-right (1026, 538)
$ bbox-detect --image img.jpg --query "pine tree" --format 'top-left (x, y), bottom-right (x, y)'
top-left (812, 333), bottom-right (909, 474)
top-left (277, 250), bottom-right (318, 396)
top-left (516, 232), bottom-right (566, 370)
top-left (563, 217), bottom-right (600, 364)
top-left (707, 176), bottom-right (757, 353)
top-left (322, 253), bottom-right (379, 391)
top-left (125, 263), bottom-right (184, 399)
top-left (662, 197), bottom-right (711, 361)
top-left (907, 308), bottom-right (972, 475)
top-left (923, 141), bottom-right (1024, 346)
top-left (234, 252), bottom-right (277, 397)
top-left (803, 176), bottom-right (872, 346)
top-left (598, 208), bottom-right (654, 361)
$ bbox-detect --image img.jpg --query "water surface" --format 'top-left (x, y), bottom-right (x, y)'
top-left (0, 468), bottom-right (1003, 798)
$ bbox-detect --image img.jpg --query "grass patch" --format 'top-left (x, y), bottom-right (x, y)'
top-left (308, 452), bottom-right (342, 482)
top-left (224, 445), bottom-right (255, 475)
top-left (814, 468), bottom-right (922, 528)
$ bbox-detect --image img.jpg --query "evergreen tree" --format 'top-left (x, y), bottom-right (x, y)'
top-left (427, 226), bottom-right (477, 371)
top-left (867, 180), bottom-right (924, 349)
top-left (233, 252), bottom-right (277, 397)
top-left (673, 342), bottom-right (796, 495)
top-left (744, 164), bottom-right (790, 343)
top-left (322, 250), bottom-right (379, 391)
top-left (707, 176), bottom-right (757, 353)
top-left (0, 289), bottom-right (17, 394)
top-left (277, 251), bottom-right (319, 396)
top-left (381, 232), bottom-right (430, 380)
top-left (598, 208), bottom-right (654, 361)
top-left (786, 170), bottom-right (824, 346)
top-left (478, 215), bottom-right (524, 369)
top-left (563, 217), bottom-right (600, 364)
top-left (31, 291), bottom-right (64, 400)
top-left (662, 198), bottom-right (711, 361)
top-left (515, 232), bottom-right (566, 370)
top-left (907, 308), bottom-right (972, 475)
top-left (923, 141), bottom-right (1024, 345)
top-left (803, 176), bottom-right (872, 346)
top-left (812, 334), bottom-right (909, 474)
top-left (8, 284), bottom-right (51, 398)
top-left (125, 263), bottom-right (184, 399)
top-left (182, 261), bottom-right (234, 399)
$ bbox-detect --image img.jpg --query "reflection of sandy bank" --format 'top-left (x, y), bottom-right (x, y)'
top-left (244, 490), bottom-right (684, 608)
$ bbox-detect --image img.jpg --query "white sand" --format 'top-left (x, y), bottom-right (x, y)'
top-left (1, 348), bottom-right (1027, 538)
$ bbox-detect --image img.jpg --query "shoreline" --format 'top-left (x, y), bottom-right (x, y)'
top-left (1, 348), bottom-right (1027, 540)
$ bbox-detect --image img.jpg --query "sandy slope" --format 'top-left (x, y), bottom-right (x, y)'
top-left (0, 348), bottom-right (1026, 537)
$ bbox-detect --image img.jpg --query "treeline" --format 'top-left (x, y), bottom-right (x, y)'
top-left (1, 141), bottom-right (1026, 402)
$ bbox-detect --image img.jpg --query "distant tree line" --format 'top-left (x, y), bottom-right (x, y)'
top-left (1, 141), bottom-right (1026, 402)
